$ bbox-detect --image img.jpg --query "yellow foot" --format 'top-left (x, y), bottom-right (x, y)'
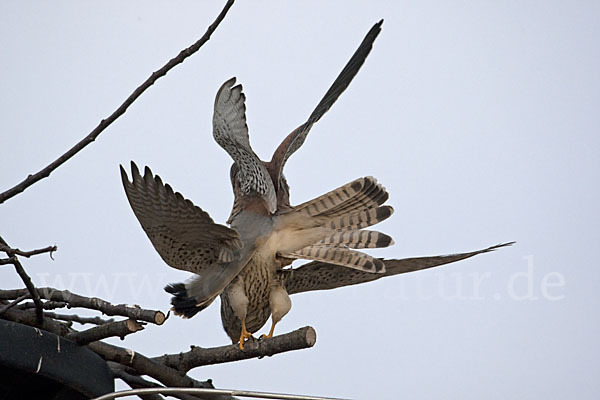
top-left (259, 323), bottom-right (277, 340)
top-left (238, 323), bottom-right (253, 350)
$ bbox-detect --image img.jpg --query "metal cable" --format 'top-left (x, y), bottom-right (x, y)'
top-left (91, 387), bottom-right (349, 400)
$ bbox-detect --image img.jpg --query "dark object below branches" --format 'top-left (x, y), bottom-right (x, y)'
top-left (0, 319), bottom-right (114, 399)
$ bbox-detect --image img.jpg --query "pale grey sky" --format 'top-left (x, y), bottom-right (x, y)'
top-left (1, 1), bottom-right (599, 399)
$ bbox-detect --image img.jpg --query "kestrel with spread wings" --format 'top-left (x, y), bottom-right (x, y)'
top-left (121, 20), bottom-right (512, 349)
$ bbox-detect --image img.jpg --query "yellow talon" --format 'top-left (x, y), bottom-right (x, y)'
top-left (261, 321), bottom-right (277, 340)
top-left (238, 320), bottom-right (253, 350)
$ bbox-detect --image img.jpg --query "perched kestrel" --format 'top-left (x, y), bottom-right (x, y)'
top-left (120, 20), bottom-right (512, 349)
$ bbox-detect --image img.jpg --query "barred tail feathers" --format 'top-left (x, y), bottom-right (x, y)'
top-left (327, 205), bottom-right (394, 230)
top-left (287, 245), bottom-right (385, 273)
top-left (282, 177), bottom-right (395, 273)
top-left (317, 229), bottom-right (394, 249)
top-left (295, 177), bottom-right (388, 219)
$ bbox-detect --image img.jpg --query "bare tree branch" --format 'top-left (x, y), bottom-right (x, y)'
top-left (0, 294), bottom-right (29, 314)
top-left (0, 243), bottom-right (57, 259)
top-left (44, 311), bottom-right (114, 325)
top-left (89, 341), bottom-right (207, 389)
top-left (0, 294), bottom-right (31, 315)
top-left (19, 300), bottom-right (68, 310)
top-left (7, 260), bottom-right (43, 323)
top-left (2, 307), bottom-right (72, 336)
top-left (0, 256), bottom-right (17, 265)
top-left (0, 287), bottom-right (166, 325)
top-left (66, 319), bottom-right (145, 344)
top-left (154, 326), bottom-right (317, 372)
top-left (0, 236), bottom-right (44, 323)
top-left (0, 0), bottom-right (235, 205)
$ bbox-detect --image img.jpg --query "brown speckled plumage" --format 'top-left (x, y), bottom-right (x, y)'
top-left (220, 257), bottom-right (276, 342)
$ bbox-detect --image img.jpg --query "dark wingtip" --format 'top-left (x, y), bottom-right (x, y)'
top-left (224, 77), bottom-right (237, 88)
top-left (370, 19), bottom-right (384, 37)
top-left (130, 161), bottom-right (141, 179)
top-left (486, 241), bottom-right (516, 252)
top-left (119, 164), bottom-right (128, 181)
top-left (144, 165), bottom-right (153, 178)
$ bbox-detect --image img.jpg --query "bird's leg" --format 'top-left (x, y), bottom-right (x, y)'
top-left (228, 276), bottom-right (251, 350)
top-left (239, 318), bottom-right (253, 350)
top-left (261, 317), bottom-right (278, 339)
top-left (261, 283), bottom-right (291, 340)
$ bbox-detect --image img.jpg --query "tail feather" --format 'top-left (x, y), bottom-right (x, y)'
top-left (295, 177), bottom-right (388, 219)
top-left (286, 177), bottom-right (394, 274)
top-left (164, 278), bottom-right (219, 318)
top-left (295, 177), bottom-right (366, 217)
top-left (328, 205), bottom-right (394, 230)
top-left (317, 229), bottom-right (394, 249)
top-left (327, 178), bottom-right (388, 219)
top-left (286, 245), bottom-right (385, 273)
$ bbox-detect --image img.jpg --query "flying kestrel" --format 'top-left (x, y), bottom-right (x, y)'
top-left (120, 20), bottom-right (512, 349)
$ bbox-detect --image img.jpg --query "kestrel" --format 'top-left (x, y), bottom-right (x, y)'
top-left (120, 20), bottom-right (513, 349)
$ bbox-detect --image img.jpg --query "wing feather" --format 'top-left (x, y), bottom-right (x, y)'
top-left (270, 20), bottom-right (384, 184)
top-left (282, 242), bottom-right (515, 295)
top-left (120, 162), bottom-right (242, 274)
top-left (213, 78), bottom-right (277, 213)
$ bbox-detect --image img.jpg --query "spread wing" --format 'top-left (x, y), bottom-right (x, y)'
top-left (282, 242), bottom-right (515, 295)
top-left (213, 78), bottom-right (277, 213)
top-left (269, 20), bottom-right (383, 185)
top-left (120, 162), bottom-right (243, 275)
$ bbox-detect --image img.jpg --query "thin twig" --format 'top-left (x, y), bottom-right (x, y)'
top-left (0, 294), bottom-right (29, 314)
top-left (0, 0), bottom-right (235, 204)
top-left (44, 311), bottom-right (114, 325)
top-left (0, 243), bottom-right (57, 259)
top-left (3, 261), bottom-right (43, 324)
top-left (0, 236), bottom-right (44, 324)
top-left (0, 256), bottom-right (16, 265)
